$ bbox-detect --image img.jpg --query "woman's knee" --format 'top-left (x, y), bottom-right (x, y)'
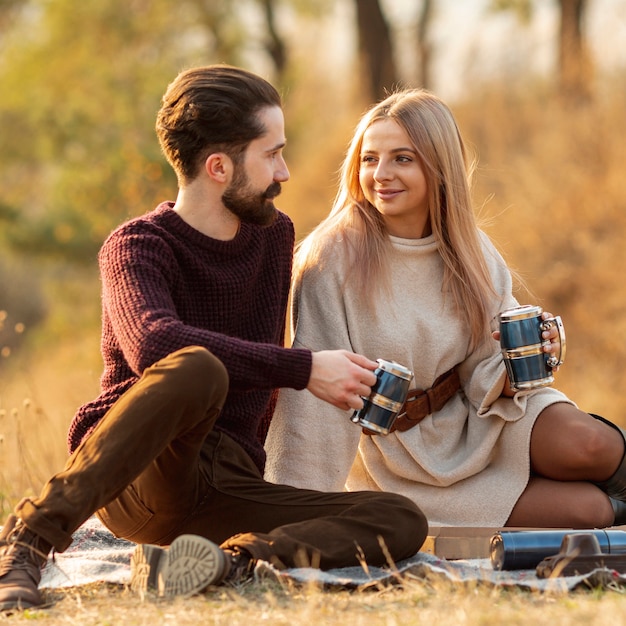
top-left (572, 416), bottom-right (624, 471)
top-left (532, 405), bottom-right (623, 472)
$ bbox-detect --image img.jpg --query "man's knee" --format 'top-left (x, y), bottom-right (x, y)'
top-left (371, 492), bottom-right (428, 558)
top-left (155, 346), bottom-right (229, 406)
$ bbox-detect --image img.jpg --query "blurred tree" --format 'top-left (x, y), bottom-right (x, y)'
top-left (260, 0), bottom-right (287, 75)
top-left (353, 0), bottom-right (397, 101)
top-left (186, 0), bottom-right (289, 77)
top-left (352, 0), bottom-right (436, 101)
top-left (0, 1), bottom-right (188, 262)
top-left (416, 0), bottom-right (434, 89)
top-left (0, 0), bottom-right (22, 31)
top-left (490, 0), bottom-right (593, 103)
top-left (558, 0), bottom-right (593, 102)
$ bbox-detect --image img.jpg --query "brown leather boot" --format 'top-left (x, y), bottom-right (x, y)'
top-left (0, 515), bottom-right (52, 612)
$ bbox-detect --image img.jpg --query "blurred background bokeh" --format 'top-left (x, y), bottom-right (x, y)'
top-left (0, 0), bottom-right (625, 512)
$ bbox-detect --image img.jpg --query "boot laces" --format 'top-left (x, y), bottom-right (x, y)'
top-left (0, 522), bottom-right (49, 577)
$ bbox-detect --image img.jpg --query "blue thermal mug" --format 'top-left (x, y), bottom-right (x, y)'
top-left (499, 305), bottom-right (566, 391)
top-left (351, 359), bottom-right (413, 435)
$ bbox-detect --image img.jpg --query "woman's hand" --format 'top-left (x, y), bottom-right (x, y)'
top-left (540, 311), bottom-right (565, 373)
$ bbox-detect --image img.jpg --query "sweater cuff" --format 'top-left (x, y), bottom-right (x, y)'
top-left (273, 347), bottom-right (312, 390)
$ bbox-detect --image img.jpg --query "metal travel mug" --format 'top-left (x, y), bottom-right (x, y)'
top-left (350, 359), bottom-right (413, 435)
top-left (499, 304), bottom-right (566, 391)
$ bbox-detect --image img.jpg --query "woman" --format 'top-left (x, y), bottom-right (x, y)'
top-left (265, 89), bottom-right (626, 529)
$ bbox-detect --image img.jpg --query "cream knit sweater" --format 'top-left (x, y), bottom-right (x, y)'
top-left (264, 232), bottom-right (572, 527)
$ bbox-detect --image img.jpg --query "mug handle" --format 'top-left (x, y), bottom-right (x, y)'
top-left (541, 316), bottom-right (566, 368)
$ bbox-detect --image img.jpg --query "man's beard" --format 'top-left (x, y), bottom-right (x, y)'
top-left (222, 167), bottom-right (281, 227)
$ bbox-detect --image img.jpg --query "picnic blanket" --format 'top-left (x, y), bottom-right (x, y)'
top-left (39, 517), bottom-right (626, 594)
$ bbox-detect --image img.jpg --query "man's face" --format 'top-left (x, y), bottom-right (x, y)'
top-left (222, 106), bottom-right (289, 226)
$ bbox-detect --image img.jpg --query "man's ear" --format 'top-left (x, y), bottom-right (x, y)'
top-left (204, 153), bottom-right (233, 183)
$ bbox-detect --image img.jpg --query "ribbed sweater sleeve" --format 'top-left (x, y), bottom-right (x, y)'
top-left (67, 203), bottom-right (312, 471)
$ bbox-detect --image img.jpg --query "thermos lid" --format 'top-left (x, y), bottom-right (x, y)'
top-left (376, 359), bottom-right (413, 380)
top-left (499, 304), bottom-right (543, 322)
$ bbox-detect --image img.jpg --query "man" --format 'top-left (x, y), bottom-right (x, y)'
top-left (0, 65), bottom-right (427, 611)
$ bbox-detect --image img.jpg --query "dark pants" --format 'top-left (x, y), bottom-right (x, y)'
top-left (16, 347), bottom-right (427, 570)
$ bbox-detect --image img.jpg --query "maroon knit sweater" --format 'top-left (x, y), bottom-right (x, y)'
top-left (67, 202), bottom-right (312, 472)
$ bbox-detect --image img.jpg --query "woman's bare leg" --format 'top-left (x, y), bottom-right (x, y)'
top-left (507, 476), bottom-right (614, 528)
top-left (507, 404), bottom-right (625, 527)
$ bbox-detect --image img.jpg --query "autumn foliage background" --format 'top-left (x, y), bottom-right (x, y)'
top-left (0, 0), bottom-right (625, 515)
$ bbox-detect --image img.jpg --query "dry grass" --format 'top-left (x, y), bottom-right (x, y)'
top-left (1, 575), bottom-right (626, 626)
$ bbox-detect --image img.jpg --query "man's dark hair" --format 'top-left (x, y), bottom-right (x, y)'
top-left (156, 65), bottom-right (282, 184)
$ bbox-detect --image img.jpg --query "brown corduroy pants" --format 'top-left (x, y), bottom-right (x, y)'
top-left (16, 346), bottom-right (427, 570)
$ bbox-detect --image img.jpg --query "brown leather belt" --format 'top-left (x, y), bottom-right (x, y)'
top-left (363, 366), bottom-right (461, 435)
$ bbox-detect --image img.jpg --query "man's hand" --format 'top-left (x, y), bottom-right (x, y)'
top-left (307, 350), bottom-right (378, 411)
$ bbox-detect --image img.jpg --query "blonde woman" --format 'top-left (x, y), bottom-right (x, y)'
top-left (265, 89), bottom-right (626, 529)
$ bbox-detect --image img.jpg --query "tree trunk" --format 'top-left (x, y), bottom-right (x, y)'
top-left (260, 0), bottom-right (287, 77)
top-left (416, 0), bottom-right (434, 89)
top-left (354, 0), bottom-right (398, 102)
top-left (558, 0), bottom-right (592, 103)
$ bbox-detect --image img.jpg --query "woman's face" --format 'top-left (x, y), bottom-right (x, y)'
top-left (359, 118), bottom-right (430, 238)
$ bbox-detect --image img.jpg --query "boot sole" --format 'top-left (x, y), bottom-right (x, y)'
top-left (130, 543), bottom-right (167, 594)
top-left (131, 535), bottom-right (229, 599)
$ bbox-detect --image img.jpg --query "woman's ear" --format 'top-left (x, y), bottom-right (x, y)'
top-left (204, 153), bottom-right (233, 183)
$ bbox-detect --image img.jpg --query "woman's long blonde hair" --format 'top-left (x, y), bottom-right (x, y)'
top-left (294, 89), bottom-right (497, 349)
